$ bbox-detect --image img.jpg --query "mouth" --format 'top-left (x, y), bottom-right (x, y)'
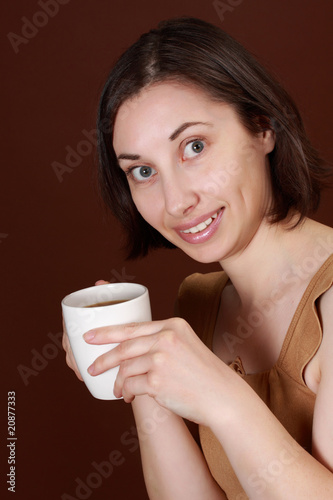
top-left (175, 208), bottom-right (224, 244)
top-left (180, 211), bottom-right (220, 234)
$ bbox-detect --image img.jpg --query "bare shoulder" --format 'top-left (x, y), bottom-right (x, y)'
top-left (311, 283), bottom-right (333, 471)
top-left (304, 219), bottom-right (333, 259)
top-left (318, 284), bottom-right (333, 369)
top-left (303, 222), bottom-right (333, 393)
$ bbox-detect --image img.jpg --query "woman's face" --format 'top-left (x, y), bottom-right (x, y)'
top-left (113, 81), bottom-right (275, 264)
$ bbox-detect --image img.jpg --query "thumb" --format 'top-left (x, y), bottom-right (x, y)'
top-left (95, 280), bottom-right (110, 286)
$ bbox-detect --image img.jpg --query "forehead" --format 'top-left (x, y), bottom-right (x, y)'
top-left (113, 81), bottom-right (225, 151)
top-left (117, 81), bottom-right (213, 118)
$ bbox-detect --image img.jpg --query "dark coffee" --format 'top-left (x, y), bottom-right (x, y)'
top-left (84, 299), bottom-right (128, 308)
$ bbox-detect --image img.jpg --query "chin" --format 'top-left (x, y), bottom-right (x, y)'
top-left (164, 232), bottom-right (226, 265)
top-left (181, 246), bottom-right (223, 265)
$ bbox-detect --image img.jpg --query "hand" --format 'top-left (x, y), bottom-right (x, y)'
top-left (62, 316), bottom-right (83, 381)
top-left (84, 317), bottom-right (230, 424)
top-left (62, 279), bottom-right (109, 382)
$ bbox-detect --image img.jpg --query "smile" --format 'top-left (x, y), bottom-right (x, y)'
top-left (175, 208), bottom-right (224, 244)
top-left (181, 212), bottom-right (219, 234)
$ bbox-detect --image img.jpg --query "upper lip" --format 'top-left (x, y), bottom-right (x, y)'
top-left (173, 208), bottom-right (223, 232)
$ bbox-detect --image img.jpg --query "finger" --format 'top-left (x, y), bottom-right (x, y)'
top-left (66, 352), bottom-right (84, 381)
top-left (62, 316), bottom-right (67, 335)
top-left (121, 374), bottom-right (153, 403)
top-left (62, 330), bottom-right (69, 351)
top-left (95, 280), bottom-right (110, 286)
top-left (64, 343), bottom-right (84, 381)
top-left (114, 353), bottom-right (153, 398)
top-left (88, 333), bottom-right (160, 375)
top-left (63, 338), bottom-right (84, 380)
top-left (62, 320), bottom-right (84, 381)
top-left (84, 319), bottom-right (168, 344)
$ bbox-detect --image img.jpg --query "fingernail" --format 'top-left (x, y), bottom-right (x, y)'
top-left (84, 331), bottom-right (95, 342)
top-left (113, 387), bottom-right (121, 399)
top-left (87, 364), bottom-right (95, 375)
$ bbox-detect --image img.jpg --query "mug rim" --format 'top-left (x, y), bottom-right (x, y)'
top-left (61, 282), bottom-right (148, 309)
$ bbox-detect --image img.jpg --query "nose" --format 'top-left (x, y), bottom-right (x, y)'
top-left (162, 169), bottom-right (199, 218)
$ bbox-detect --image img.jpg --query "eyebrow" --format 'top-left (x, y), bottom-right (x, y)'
top-left (117, 153), bottom-right (141, 161)
top-left (117, 121), bottom-right (212, 161)
top-left (168, 121), bottom-right (212, 141)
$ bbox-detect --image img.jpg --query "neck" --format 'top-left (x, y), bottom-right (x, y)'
top-left (219, 217), bottom-right (332, 312)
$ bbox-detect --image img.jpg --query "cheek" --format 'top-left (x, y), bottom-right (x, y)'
top-left (131, 190), bottom-right (163, 229)
top-left (200, 152), bottom-right (244, 200)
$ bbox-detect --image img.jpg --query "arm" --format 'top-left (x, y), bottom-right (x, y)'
top-left (62, 285), bottom-right (225, 500)
top-left (87, 309), bottom-right (333, 499)
top-left (207, 376), bottom-right (333, 499)
top-left (206, 286), bottom-right (333, 499)
top-left (131, 395), bottom-right (225, 500)
top-left (312, 285), bottom-right (333, 471)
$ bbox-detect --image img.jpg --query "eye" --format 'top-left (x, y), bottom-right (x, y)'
top-left (130, 165), bottom-right (157, 182)
top-left (183, 139), bottom-right (205, 159)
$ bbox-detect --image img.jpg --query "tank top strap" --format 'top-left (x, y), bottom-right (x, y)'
top-left (278, 254), bottom-right (333, 382)
top-left (175, 271), bottom-right (228, 346)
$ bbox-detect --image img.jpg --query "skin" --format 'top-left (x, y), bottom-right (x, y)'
top-left (63, 81), bottom-right (333, 499)
top-left (114, 82), bottom-right (274, 265)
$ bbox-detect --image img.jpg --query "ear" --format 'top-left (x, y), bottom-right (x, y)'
top-left (262, 128), bottom-right (276, 154)
top-left (255, 116), bottom-right (275, 154)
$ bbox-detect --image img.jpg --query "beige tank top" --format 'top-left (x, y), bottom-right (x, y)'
top-left (176, 254), bottom-right (333, 499)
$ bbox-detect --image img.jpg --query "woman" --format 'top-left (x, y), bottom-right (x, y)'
top-left (63, 17), bottom-right (333, 499)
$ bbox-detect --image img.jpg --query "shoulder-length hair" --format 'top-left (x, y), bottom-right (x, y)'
top-left (97, 16), bottom-right (331, 259)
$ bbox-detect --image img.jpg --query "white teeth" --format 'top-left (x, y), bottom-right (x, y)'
top-left (182, 211), bottom-right (219, 234)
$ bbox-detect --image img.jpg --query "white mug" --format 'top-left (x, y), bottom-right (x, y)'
top-left (62, 283), bottom-right (151, 400)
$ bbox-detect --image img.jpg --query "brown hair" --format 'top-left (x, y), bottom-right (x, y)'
top-left (97, 16), bottom-right (331, 258)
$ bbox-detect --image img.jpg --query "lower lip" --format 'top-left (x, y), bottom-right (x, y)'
top-left (176, 208), bottom-right (224, 245)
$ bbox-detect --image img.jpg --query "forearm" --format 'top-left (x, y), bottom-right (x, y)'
top-left (209, 383), bottom-right (333, 499)
top-left (131, 395), bottom-right (226, 500)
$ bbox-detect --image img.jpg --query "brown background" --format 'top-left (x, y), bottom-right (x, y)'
top-left (1, 0), bottom-right (333, 499)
